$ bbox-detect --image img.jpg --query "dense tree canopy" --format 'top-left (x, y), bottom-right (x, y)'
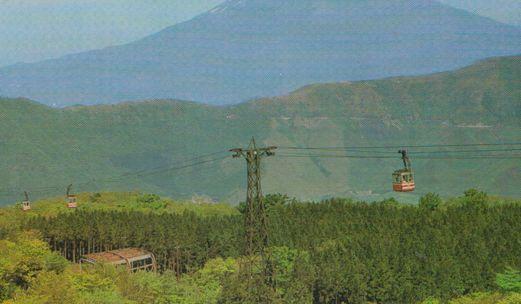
top-left (0, 191), bottom-right (520, 303)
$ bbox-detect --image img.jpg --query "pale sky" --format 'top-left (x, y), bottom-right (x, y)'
top-left (438, 0), bottom-right (521, 25)
top-left (0, 0), bottom-right (223, 67)
top-left (0, 0), bottom-right (519, 67)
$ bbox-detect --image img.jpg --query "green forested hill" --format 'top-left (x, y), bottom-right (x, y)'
top-left (1, 193), bottom-right (520, 303)
top-left (0, 56), bottom-right (519, 204)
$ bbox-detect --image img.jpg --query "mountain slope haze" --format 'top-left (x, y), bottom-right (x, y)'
top-left (0, 0), bottom-right (520, 106)
top-left (0, 56), bottom-right (519, 204)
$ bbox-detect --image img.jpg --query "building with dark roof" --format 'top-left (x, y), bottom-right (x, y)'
top-left (80, 248), bottom-right (156, 272)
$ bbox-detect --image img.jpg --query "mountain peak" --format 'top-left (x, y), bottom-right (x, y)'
top-left (0, 0), bottom-right (519, 106)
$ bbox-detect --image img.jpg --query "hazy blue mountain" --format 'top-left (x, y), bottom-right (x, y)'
top-left (0, 0), bottom-right (520, 106)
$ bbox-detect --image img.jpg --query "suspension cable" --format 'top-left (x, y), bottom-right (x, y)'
top-left (279, 142), bottom-right (521, 151)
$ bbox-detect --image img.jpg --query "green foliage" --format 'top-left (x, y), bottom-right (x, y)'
top-left (270, 246), bottom-right (315, 303)
top-left (375, 197), bottom-right (401, 207)
top-left (419, 193), bottom-right (442, 210)
top-left (117, 270), bottom-right (173, 304)
top-left (43, 253), bottom-right (68, 274)
top-left (170, 257), bottom-right (237, 304)
top-left (77, 290), bottom-right (134, 304)
top-left (218, 248), bottom-right (314, 304)
top-left (264, 194), bottom-right (296, 210)
top-left (1, 193), bottom-right (521, 303)
top-left (419, 292), bottom-right (521, 304)
top-left (0, 192), bottom-right (239, 219)
top-left (6, 271), bottom-right (79, 304)
top-left (137, 194), bottom-right (162, 204)
top-left (497, 293), bottom-right (521, 304)
top-left (237, 194), bottom-right (296, 215)
top-left (219, 261), bottom-right (280, 304)
top-left (0, 231), bottom-right (66, 301)
top-left (313, 238), bottom-right (368, 303)
top-left (6, 259), bottom-right (131, 304)
top-left (420, 298), bottom-right (441, 304)
top-left (448, 292), bottom-right (505, 304)
top-left (268, 197), bottom-right (521, 303)
top-left (73, 265), bottom-right (120, 294)
top-left (464, 189), bottom-right (489, 206)
top-left (89, 193), bottom-right (103, 203)
top-left (496, 267), bottom-right (521, 292)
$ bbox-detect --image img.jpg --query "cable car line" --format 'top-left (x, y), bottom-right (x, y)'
top-left (0, 150), bottom-right (230, 195)
top-left (0, 152), bottom-right (229, 197)
top-left (71, 155), bottom-right (228, 188)
top-left (408, 148), bottom-right (521, 154)
top-left (276, 153), bottom-right (521, 160)
top-left (112, 150), bottom-right (229, 178)
top-left (3, 141), bottom-right (521, 200)
top-left (278, 147), bottom-right (521, 155)
top-left (279, 142), bottom-right (521, 151)
top-left (100, 155), bottom-right (229, 181)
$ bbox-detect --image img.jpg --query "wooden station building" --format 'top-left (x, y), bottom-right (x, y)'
top-left (80, 248), bottom-right (157, 272)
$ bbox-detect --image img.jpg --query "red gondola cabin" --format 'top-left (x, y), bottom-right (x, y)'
top-left (392, 169), bottom-right (415, 192)
top-left (392, 149), bottom-right (415, 192)
top-left (21, 192), bottom-right (31, 211)
top-left (22, 200), bottom-right (31, 211)
top-left (66, 184), bottom-right (78, 208)
top-left (67, 195), bottom-right (77, 208)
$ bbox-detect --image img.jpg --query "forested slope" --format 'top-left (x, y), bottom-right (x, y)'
top-left (0, 56), bottom-right (519, 204)
top-left (1, 191), bottom-right (520, 303)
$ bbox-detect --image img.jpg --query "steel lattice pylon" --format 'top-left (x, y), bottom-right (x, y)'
top-left (230, 137), bottom-right (277, 288)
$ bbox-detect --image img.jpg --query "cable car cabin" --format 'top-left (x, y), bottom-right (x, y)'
top-left (392, 169), bottom-right (415, 192)
top-left (21, 200), bottom-right (31, 211)
top-left (80, 248), bottom-right (157, 272)
top-left (392, 149), bottom-right (415, 192)
top-left (67, 195), bottom-right (77, 208)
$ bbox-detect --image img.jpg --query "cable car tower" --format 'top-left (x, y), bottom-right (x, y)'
top-left (21, 191), bottom-right (31, 211)
top-left (392, 149), bottom-right (415, 192)
top-left (66, 184), bottom-right (78, 208)
top-left (230, 138), bottom-right (277, 289)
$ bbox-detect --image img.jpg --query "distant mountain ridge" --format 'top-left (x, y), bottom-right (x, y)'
top-left (0, 0), bottom-right (520, 106)
top-left (0, 56), bottom-right (519, 205)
